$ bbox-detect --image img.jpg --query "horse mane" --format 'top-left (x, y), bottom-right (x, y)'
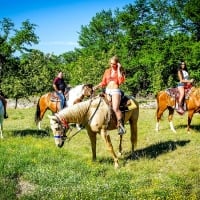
top-left (57, 96), bottom-right (109, 124)
top-left (67, 84), bottom-right (87, 106)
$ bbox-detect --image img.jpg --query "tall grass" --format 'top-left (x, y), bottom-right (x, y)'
top-left (0, 106), bottom-right (199, 199)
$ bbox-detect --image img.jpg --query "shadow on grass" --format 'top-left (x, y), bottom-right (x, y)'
top-left (175, 124), bottom-right (200, 132)
top-left (12, 128), bottom-right (50, 137)
top-left (125, 140), bottom-right (190, 160)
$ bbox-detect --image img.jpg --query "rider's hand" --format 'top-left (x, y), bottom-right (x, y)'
top-left (191, 79), bottom-right (194, 83)
top-left (117, 63), bottom-right (121, 69)
top-left (93, 85), bottom-right (99, 91)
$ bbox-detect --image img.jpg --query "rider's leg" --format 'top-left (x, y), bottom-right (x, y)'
top-left (60, 93), bottom-right (65, 109)
top-left (56, 92), bottom-right (64, 110)
top-left (112, 93), bottom-right (126, 135)
top-left (177, 86), bottom-right (184, 114)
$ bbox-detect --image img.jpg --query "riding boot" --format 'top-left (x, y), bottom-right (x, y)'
top-left (118, 119), bottom-right (126, 135)
top-left (176, 104), bottom-right (184, 115)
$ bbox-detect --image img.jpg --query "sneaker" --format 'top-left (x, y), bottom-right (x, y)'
top-left (118, 124), bottom-right (126, 135)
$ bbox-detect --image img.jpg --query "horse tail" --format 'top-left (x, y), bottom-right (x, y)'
top-left (155, 92), bottom-right (160, 116)
top-left (35, 98), bottom-right (41, 125)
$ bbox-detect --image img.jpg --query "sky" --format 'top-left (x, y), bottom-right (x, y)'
top-left (0, 0), bottom-right (135, 55)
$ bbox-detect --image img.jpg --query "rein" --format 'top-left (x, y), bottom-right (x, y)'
top-left (67, 97), bottom-right (102, 141)
top-left (59, 97), bottom-right (102, 142)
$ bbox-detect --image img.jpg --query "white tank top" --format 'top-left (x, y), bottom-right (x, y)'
top-left (182, 70), bottom-right (189, 80)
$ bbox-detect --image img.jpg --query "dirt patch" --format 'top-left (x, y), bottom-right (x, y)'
top-left (17, 177), bottom-right (37, 198)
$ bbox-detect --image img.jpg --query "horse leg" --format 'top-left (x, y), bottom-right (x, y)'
top-left (87, 131), bottom-right (97, 161)
top-left (155, 106), bottom-right (164, 132)
top-left (187, 110), bottom-right (194, 133)
top-left (168, 107), bottom-right (176, 133)
top-left (118, 135), bottom-right (123, 156)
top-left (129, 119), bottom-right (137, 153)
top-left (35, 99), bottom-right (48, 130)
top-left (38, 107), bottom-right (47, 130)
top-left (100, 129), bottom-right (119, 168)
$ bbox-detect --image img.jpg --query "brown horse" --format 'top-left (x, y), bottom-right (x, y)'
top-left (156, 87), bottom-right (200, 133)
top-left (48, 96), bottom-right (139, 168)
top-left (35, 84), bottom-right (93, 129)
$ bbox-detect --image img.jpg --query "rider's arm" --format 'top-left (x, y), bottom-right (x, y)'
top-left (178, 71), bottom-right (194, 83)
top-left (53, 83), bottom-right (59, 92)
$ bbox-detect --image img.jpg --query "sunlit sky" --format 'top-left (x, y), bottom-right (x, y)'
top-left (1, 0), bottom-right (135, 55)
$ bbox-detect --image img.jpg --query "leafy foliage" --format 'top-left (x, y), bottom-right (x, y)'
top-left (1, 0), bottom-right (200, 99)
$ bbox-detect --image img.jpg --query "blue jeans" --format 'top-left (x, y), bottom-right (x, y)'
top-left (56, 92), bottom-right (65, 109)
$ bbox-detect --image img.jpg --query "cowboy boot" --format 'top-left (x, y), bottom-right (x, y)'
top-left (176, 104), bottom-right (184, 115)
top-left (118, 119), bottom-right (126, 135)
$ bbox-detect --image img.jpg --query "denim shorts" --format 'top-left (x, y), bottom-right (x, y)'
top-left (177, 82), bottom-right (184, 87)
top-left (105, 88), bottom-right (121, 96)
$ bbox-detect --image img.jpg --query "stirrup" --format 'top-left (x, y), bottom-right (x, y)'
top-left (118, 123), bottom-right (126, 135)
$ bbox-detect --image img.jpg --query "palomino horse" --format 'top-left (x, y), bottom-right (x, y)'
top-left (156, 87), bottom-right (200, 133)
top-left (48, 95), bottom-right (139, 168)
top-left (35, 84), bottom-right (93, 129)
top-left (0, 100), bottom-right (4, 138)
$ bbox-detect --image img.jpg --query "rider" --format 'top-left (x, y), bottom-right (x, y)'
top-left (177, 61), bottom-right (194, 114)
top-left (93, 55), bottom-right (126, 135)
top-left (0, 91), bottom-right (8, 118)
top-left (53, 72), bottom-right (67, 110)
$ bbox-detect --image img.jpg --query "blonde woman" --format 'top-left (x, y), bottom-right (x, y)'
top-left (94, 56), bottom-right (126, 135)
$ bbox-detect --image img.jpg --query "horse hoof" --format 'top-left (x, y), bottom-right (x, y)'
top-left (114, 163), bottom-right (119, 169)
top-left (118, 152), bottom-right (122, 157)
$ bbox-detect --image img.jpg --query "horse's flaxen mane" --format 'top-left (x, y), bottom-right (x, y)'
top-left (57, 96), bottom-right (107, 124)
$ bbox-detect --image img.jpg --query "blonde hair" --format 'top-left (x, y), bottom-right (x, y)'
top-left (110, 55), bottom-right (119, 63)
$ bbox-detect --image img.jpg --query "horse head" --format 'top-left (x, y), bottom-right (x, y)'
top-left (48, 115), bottom-right (68, 148)
top-left (82, 84), bottom-right (94, 97)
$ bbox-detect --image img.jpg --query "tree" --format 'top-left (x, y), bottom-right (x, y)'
top-left (0, 18), bottom-right (39, 100)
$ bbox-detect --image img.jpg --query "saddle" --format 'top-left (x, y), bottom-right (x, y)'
top-left (165, 85), bottom-right (193, 110)
top-left (100, 90), bottom-right (137, 112)
top-left (50, 87), bottom-right (71, 102)
top-left (50, 92), bottom-right (61, 102)
top-left (119, 91), bottom-right (137, 111)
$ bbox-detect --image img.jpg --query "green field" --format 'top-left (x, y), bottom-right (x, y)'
top-left (0, 105), bottom-right (199, 200)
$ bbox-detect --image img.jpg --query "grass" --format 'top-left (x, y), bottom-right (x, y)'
top-left (0, 106), bottom-right (199, 199)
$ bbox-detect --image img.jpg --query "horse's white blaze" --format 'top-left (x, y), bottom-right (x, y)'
top-left (48, 115), bottom-right (63, 146)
